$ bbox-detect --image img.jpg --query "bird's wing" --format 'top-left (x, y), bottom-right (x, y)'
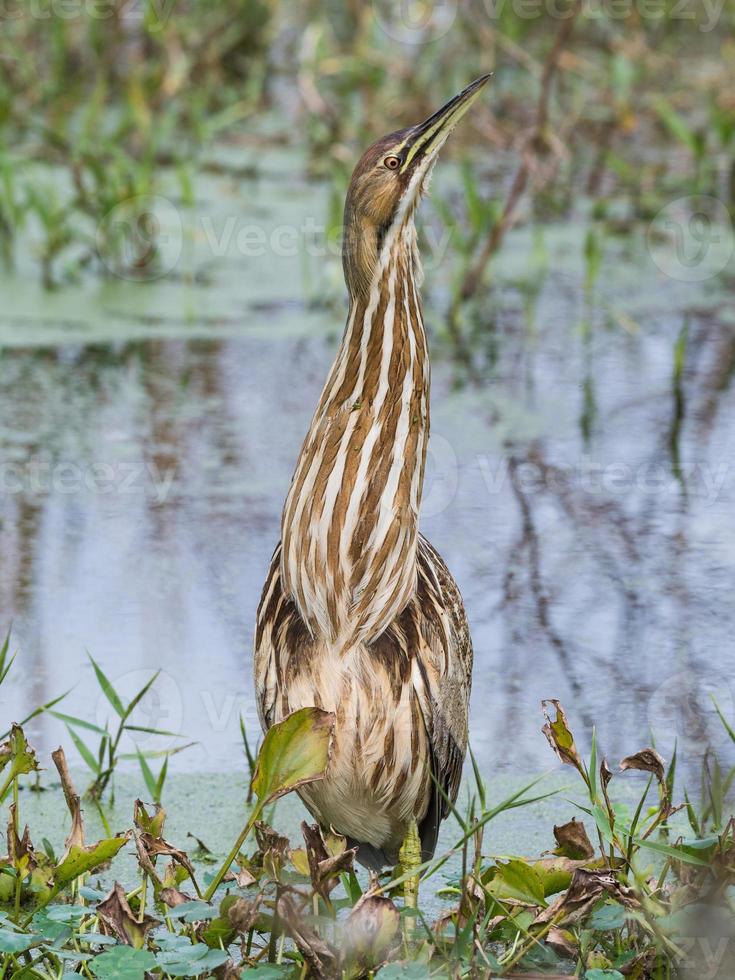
top-left (412, 535), bottom-right (473, 859)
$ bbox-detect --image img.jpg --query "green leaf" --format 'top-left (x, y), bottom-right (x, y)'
top-left (88, 654), bottom-right (126, 719)
top-left (592, 802), bottom-right (614, 843)
top-left (124, 671), bottom-right (161, 720)
top-left (586, 971), bottom-right (625, 980)
top-left (136, 749), bottom-right (156, 798)
top-left (155, 755), bottom-right (169, 800)
top-left (632, 837), bottom-right (709, 867)
top-left (0, 724), bottom-right (40, 801)
top-left (65, 724), bottom-right (102, 775)
top-left (589, 902), bottom-right (629, 931)
top-left (376, 965), bottom-right (431, 979)
top-left (492, 859), bottom-right (547, 906)
top-left (166, 900), bottom-right (218, 922)
top-left (251, 707), bottom-right (335, 804)
top-left (50, 710), bottom-right (109, 735)
top-left (589, 727), bottom-right (598, 803)
top-left (89, 946), bottom-right (157, 979)
top-left (54, 835), bottom-right (130, 888)
top-left (0, 927), bottom-right (41, 953)
top-left (156, 942), bottom-right (229, 976)
top-left (0, 630), bottom-right (14, 684)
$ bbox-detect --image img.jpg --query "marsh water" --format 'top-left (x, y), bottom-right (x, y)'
top-left (1, 147), bottom-right (734, 787)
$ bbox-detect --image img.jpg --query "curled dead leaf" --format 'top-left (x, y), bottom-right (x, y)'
top-left (7, 805), bottom-right (36, 874)
top-left (535, 868), bottom-right (638, 927)
top-left (547, 926), bottom-right (578, 959)
top-left (301, 822), bottom-right (356, 900)
top-left (620, 748), bottom-right (670, 813)
top-left (255, 821), bottom-right (290, 879)
top-left (97, 881), bottom-right (160, 948)
top-left (541, 700), bottom-right (585, 774)
top-left (160, 887), bottom-right (195, 908)
top-left (553, 818), bottom-right (595, 861)
top-left (223, 867), bottom-right (257, 888)
top-left (600, 758), bottom-right (614, 791)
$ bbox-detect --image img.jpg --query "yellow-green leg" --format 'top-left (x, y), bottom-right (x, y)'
top-left (398, 819), bottom-right (421, 941)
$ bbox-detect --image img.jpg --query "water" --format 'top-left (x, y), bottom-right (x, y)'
top-left (1, 154), bottom-right (734, 790)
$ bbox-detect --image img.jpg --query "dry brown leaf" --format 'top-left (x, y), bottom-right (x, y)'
top-left (547, 926), bottom-right (578, 958)
top-left (97, 881), bottom-right (160, 947)
top-left (535, 868), bottom-right (638, 927)
top-left (51, 747), bottom-right (85, 857)
top-left (255, 821), bottom-right (290, 879)
top-left (223, 867), bottom-right (257, 888)
top-left (301, 821), bottom-right (356, 900)
top-left (160, 887), bottom-right (195, 908)
top-left (620, 748), bottom-right (670, 813)
top-left (553, 818), bottom-right (595, 860)
top-left (7, 805), bottom-right (35, 873)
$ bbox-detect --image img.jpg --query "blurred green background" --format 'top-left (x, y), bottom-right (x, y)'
top-left (2, 0), bottom-right (734, 294)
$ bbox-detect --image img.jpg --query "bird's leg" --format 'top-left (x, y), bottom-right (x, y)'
top-left (398, 819), bottom-right (421, 940)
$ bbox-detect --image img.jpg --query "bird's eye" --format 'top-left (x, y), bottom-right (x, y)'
top-left (384, 155), bottom-right (400, 171)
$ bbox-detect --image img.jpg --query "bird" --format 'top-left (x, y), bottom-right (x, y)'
top-left (253, 75), bottom-right (489, 870)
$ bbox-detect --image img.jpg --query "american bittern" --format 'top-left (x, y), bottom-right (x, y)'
top-left (254, 76), bottom-right (490, 869)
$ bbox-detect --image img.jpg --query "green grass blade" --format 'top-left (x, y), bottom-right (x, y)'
top-left (124, 671), bottom-right (161, 720)
top-left (589, 726), bottom-right (598, 804)
top-left (712, 697), bottom-right (735, 746)
top-left (136, 748), bottom-right (157, 798)
top-left (88, 654), bottom-right (126, 718)
top-left (155, 756), bottom-right (169, 802)
top-left (49, 710), bottom-right (108, 736)
top-left (65, 725), bottom-right (101, 775)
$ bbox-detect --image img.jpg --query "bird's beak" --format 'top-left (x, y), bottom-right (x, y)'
top-left (400, 73), bottom-right (492, 175)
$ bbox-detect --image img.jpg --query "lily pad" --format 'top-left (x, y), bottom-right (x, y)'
top-left (156, 942), bottom-right (230, 976)
top-left (89, 946), bottom-right (157, 980)
top-left (0, 927), bottom-right (41, 953)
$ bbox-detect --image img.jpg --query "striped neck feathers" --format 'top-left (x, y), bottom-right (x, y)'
top-left (280, 214), bottom-right (430, 648)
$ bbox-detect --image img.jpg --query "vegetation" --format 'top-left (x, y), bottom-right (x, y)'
top-left (1, 1), bottom-right (733, 314)
top-left (1, 638), bottom-right (733, 978)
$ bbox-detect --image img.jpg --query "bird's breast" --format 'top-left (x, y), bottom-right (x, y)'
top-left (269, 641), bottom-right (431, 855)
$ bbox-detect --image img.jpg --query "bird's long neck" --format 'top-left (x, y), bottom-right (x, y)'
top-left (281, 218), bottom-right (430, 648)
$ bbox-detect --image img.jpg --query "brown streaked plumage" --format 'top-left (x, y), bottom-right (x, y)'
top-left (254, 76), bottom-right (489, 868)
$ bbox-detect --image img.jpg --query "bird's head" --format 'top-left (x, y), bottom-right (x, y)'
top-left (343, 74), bottom-right (491, 301)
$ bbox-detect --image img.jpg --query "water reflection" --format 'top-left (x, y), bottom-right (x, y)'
top-left (1, 236), bottom-right (733, 788)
